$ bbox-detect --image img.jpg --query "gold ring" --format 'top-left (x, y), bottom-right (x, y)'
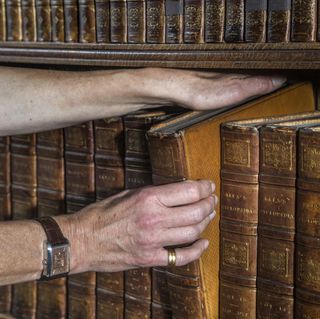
top-left (167, 248), bottom-right (177, 266)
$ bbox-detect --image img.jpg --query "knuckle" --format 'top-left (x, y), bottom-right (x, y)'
top-left (191, 207), bottom-right (205, 223)
top-left (134, 253), bottom-right (155, 267)
top-left (135, 211), bottom-right (159, 232)
top-left (185, 182), bottom-right (201, 202)
top-left (185, 226), bottom-right (201, 241)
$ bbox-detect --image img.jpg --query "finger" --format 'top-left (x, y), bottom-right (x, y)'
top-left (155, 180), bottom-right (215, 207)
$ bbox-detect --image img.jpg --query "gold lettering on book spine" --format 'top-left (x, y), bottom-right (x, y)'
top-left (222, 239), bottom-right (249, 270)
top-left (223, 138), bottom-right (250, 167)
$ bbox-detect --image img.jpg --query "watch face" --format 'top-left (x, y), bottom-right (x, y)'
top-left (51, 244), bottom-right (70, 276)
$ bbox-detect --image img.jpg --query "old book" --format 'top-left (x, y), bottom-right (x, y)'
top-left (110, 0), bottom-right (127, 42)
top-left (94, 118), bottom-right (125, 319)
top-left (245, 0), bottom-right (267, 42)
top-left (79, 0), bottom-right (96, 43)
top-left (36, 129), bottom-right (66, 319)
top-left (291, 0), bottom-right (316, 42)
top-left (184, 0), bottom-right (204, 43)
top-left (35, 0), bottom-right (51, 41)
top-left (95, 0), bottom-right (110, 43)
top-left (220, 112), bottom-right (318, 319)
top-left (267, 0), bottom-right (291, 43)
top-left (64, 122), bottom-right (96, 319)
top-left (64, 0), bottom-right (78, 42)
top-left (204, 0), bottom-right (224, 42)
top-left (21, 0), bottom-right (36, 41)
top-left (51, 0), bottom-right (64, 42)
top-left (295, 125), bottom-right (320, 317)
top-left (128, 0), bottom-right (145, 43)
top-left (146, 0), bottom-right (165, 43)
top-left (11, 134), bottom-right (37, 319)
top-left (165, 0), bottom-right (183, 43)
top-left (225, 0), bottom-right (244, 42)
top-left (6, 0), bottom-right (22, 41)
top-left (0, 0), bottom-right (5, 40)
top-left (147, 82), bottom-right (316, 319)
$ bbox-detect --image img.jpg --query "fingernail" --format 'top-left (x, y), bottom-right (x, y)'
top-left (272, 77), bottom-right (287, 87)
top-left (209, 211), bottom-right (216, 220)
top-left (213, 194), bottom-right (219, 205)
top-left (204, 240), bottom-right (209, 249)
top-left (210, 181), bottom-right (215, 193)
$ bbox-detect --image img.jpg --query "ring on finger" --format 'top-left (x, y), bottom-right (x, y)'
top-left (167, 248), bottom-right (177, 267)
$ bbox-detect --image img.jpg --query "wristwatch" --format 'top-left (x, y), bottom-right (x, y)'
top-left (36, 216), bottom-right (70, 280)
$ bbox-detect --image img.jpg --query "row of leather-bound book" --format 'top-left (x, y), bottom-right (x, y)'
top-left (1, 0), bottom-right (320, 44)
top-left (0, 82), bottom-right (320, 319)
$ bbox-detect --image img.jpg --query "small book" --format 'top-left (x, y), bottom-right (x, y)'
top-left (6, 0), bottom-right (22, 41)
top-left (64, 0), bottom-right (78, 42)
top-left (127, 0), bottom-right (146, 43)
top-left (183, 0), bottom-right (204, 43)
top-left (204, 0), bottom-right (224, 43)
top-left (51, 0), bottom-right (64, 42)
top-left (95, 0), bottom-right (110, 43)
top-left (110, 0), bottom-right (127, 43)
top-left (245, 0), bottom-right (267, 42)
top-left (225, 0), bottom-right (244, 42)
top-left (79, 0), bottom-right (96, 43)
top-left (146, 0), bottom-right (165, 43)
top-left (165, 0), bottom-right (183, 43)
top-left (35, 0), bottom-right (52, 41)
top-left (21, 0), bottom-right (36, 41)
top-left (0, 0), bottom-right (5, 40)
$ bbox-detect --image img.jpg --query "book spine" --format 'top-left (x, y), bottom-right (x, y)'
top-left (36, 129), bottom-right (66, 319)
top-left (204, 0), bottom-right (224, 42)
top-left (219, 125), bottom-right (259, 319)
top-left (245, 0), bottom-right (267, 42)
top-left (64, 0), bottom-right (78, 42)
top-left (295, 127), bottom-right (320, 317)
top-left (11, 134), bottom-right (37, 319)
top-left (146, 0), bottom-right (165, 43)
top-left (95, 0), bottom-right (110, 42)
top-left (291, 0), bottom-right (316, 42)
top-left (225, 0), bottom-right (244, 42)
top-left (6, 0), bottom-right (22, 41)
top-left (267, 0), bottom-right (291, 43)
top-left (165, 0), bottom-right (183, 43)
top-left (110, 0), bottom-right (127, 42)
top-left (64, 122), bottom-right (96, 319)
top-left (183, 0), bottom-right (204, 43)
top-left (94, 118), bottom-right (125, 319)
top-left (51, 0), bottom-right (64, 42)
top-left (127, 0), bottom-right (145, 43)
top-left (0, 0), bottom-right (5, 40)
top-left (21, 0), bottom-right (36, 41)
top-left (36, 0), bottom-right (51, 41)
top-left (79, 0), bottom-right (96, 43)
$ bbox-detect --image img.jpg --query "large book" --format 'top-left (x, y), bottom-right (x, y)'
top-left (204, 0), bottom-right (224, 43)
top-left (146, 0), bottom-right (165, 43)
top-left (35, 0), bottom-right (51, 41)
top-left (225, 0), bottom-right (244, 42)
top-left (127, 0), bottom-right (146, 43)
top-left (183, 0), bottom-right (204, 43)
top-left (11, 134), bottom-right (37, 319)
top-left (6, 0), bottom-right (22, 41)
top-left (295, 125), bottom-right (320, 317)
top-left (21, 0), bottom-right (36, 41)
top-left (64, 122), bottom-right (96, 319)
top-left (245, 0), bottom-right (267, 42)
top-left (94, 118), bottom-right (125, 319)
top-left (147, 82), bottom-right (315, 319)
top-left (79, 0), bottom-right (96, 43)
top-left (64, 0), bottom-right (78, 42)
top-left (0, 0), bottom-right (5, 40)
top-left (165, 0), bottom-right (183, 44)
top-left (36, 129), bottom-right (66, 319)
top-left (51, 0), bottom-right (64, 42)
top-left (110, 0), bottom-right (127, 42)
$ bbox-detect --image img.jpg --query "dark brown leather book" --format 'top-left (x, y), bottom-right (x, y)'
top-left (21, 0), bottom-right (36, 41)
top-left (94, 118), bottom-right (125, 319)
top-left (128, 0), bottom-right (145, 43)
top-left (95, 0), bottom-right (110, 43)
top-left (183, 0), bottom-right (204, 43)
top-left (165, 0), bottom-right (183, 43)
top-left (11, 134), bottom-right (37, 319)
top-left (267, 0), bottom-right (291, 43)
top-left (6, 0), bottom-right (22, 41)
top-left (64, 0), bottom-right (78, 42)
top-left (147, 83), bottom-right (316, 319)
top-left (204, 0), bottom-right (224, 42)
top-left (291, 0), bottom-right (316, 42)
top-left (225, 0), bottom-right (244, 42)
top-left (0, 0), bottom-right (5, 40)
top-left (36, 129), bottom-right (66, 319)
top-left (51, 0), bottom-right (64, 42)
top-left (146, 0), bottom-right (165, 43)
top-left (64, 122), bottom-right (96, 319)
top-left (35, 0), bottom-right (51, 41)
top-left (245, 0), bottom-right (267, 42)
top-left (110, 0), bottom-right (127, 42)
top-left (295, 125), bottom-right (320, 318)
top-left (79, 0), bottom-right (96, 43)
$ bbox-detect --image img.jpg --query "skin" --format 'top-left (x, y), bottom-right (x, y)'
top-left (0, 66), bottom-right (286, 285)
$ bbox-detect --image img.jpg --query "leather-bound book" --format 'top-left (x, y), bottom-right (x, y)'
top-left (204, 0), bottom-right (224, 42)
top-left (21, 0), bottom-right (36, 41)
top-left (110, 0), bottom-right (127, 42)
top-left (79, 0), bottom-right (96, 43)
top-left (295, 125), bottom-right (320, 317)
top-left (128, 0), bottom-right (145, 43)
top-left (147, 83), bottom-right (316, 319)
top-left (95, 0), bottom-right (110, 43)
top-left (94, 118), bottom-right (125, 319)
top-left (11, 134), bottom-right (37, 319)
top-left (64, 0), bottom-right (78, 42)
top-left (183, 0), bottom-right (203, 43)
top-left (6, 0), bottom-right (22, 41)
top-left (225, 0), bottom-right (244, 42)
top-left (146, 0), bottom-right (165, 43)
top-left (36, 0), bottom-right (51, 41)
top-left (64, 122), bottom-right (96, 319)
top-left (165, 0), bottom-right (183, 43)
top-left (291, 0), bottom-right (316, 42)
top-left (267, 0), bottom-right (291, 43)
top-left (36, 129), bottom-right (66, 319)
top-left (51, 0), bottom-right (64, 42)
top-left (245, 0), bottom-right (267, 42)
top-left (0, 0), bottom-right (5, 40)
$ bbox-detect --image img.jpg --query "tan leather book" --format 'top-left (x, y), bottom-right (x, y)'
top-left (51, 0), bottom-right (64, 42)
top-left (204, 0), bottom-right (224, 43)
top-left (0, 0), bottom-right (5, 40)
top-left (225, 0), bottom-right (244, 42)
top-left (110, 0), bottom-right (127, 43)
top-left (95, 0), bottom-right (110, 43)
top-left (146, 0), bottom-right (165, 43)
top-left (128, 0), bottom-right (146, 43)
top-left (147, 82), bottom-right (315, 319)
top-left (295, 125), bottom-right (320, 317)
top-left (6, 0), bottom-right (22, 41)
top-left (245, 0), bottom-right (267, 42)
top-left (79, 0), bottom-right (96, 43)
top-left (64, 0), bottom-right (78, 42)
top-left (35, 0), bottom-right (51, 41)
top-left (21, 0), bottom-right (36, 41)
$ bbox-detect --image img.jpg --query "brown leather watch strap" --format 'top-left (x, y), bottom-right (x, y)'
top-left (36, 216), bottom-right (68, 245)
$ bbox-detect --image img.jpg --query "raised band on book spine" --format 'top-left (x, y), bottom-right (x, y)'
top-left (79, 0), bottom-right (96, 42)
top-left (127, 0), bottom-right (146, 43)
top-left (183, 0), bottom-right (204, 43)
top-left (245, 0), bottom-right (267, 42)
top-left (36, 0), bottom-right (51, 41)
top-left (225, 0), bottom-right (244, 42)
top-left (51, 0), bottom-right (64, 42)
top-left (0, 0), bottom-right (6, 40)
top-left (146, 0), bottom-right (165, 43)
top-left (95, 0), bottom-right (110, 42)
top-left (204, 0), bottom-right (224, 42)
top-left (6, 0), bottom-right (22, 41)
top-left (165, 0), bottom-right (183, 43)
top-left (21, 0), bottom-right (36, 41)
top-left (64, 0), bottom-right (78, 42)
